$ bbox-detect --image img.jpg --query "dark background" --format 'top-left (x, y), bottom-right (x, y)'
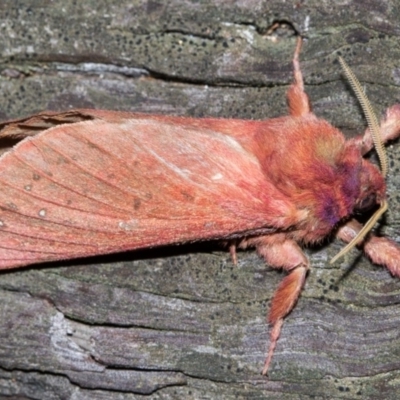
top-left (0, 1), bottom-right (400, 399)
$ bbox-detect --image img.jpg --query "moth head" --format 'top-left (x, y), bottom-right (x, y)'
top-left (330, 57), bottom-right (388, 264)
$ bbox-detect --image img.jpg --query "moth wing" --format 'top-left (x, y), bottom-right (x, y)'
top-left (0, 117), bottom-right (296, 268)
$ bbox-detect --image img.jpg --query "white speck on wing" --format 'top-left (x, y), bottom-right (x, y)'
top-left (211, 173), bottom-right (223, 180)
top-left (118, 220), bottom-right (138, 230)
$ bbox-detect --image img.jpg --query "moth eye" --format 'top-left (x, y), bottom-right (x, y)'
top-left (357, 194), bottom-right (377, 212)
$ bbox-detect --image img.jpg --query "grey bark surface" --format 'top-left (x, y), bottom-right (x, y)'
top-left (0, 1), bottom-right (400, 399)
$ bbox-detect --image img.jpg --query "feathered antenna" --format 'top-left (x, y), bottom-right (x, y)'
top-left (338, 57), bottom-right (387, 176)
top-left (330, 57), bottom-right (388, 264)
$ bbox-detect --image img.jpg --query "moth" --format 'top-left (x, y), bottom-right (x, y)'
top-left (0, 37), bottom-right (399, 375)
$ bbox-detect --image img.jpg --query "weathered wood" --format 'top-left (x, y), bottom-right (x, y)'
top-left (0, 1), bottom-right (400, 398)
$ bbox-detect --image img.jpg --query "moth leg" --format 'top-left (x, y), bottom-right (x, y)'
top-left (239, 234), bottom-right (309, 375)
top-left (357, 104), bottom-right (400, 155)
top-left (337, 219), bottom-right (400, 277)
top-left (229, 243), bottom-right (238, 265)
top-left (287, 37), bottom-right (312, 117)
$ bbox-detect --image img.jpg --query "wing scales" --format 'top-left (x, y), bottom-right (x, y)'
top-left (0, 116), bottom-right (296, 268)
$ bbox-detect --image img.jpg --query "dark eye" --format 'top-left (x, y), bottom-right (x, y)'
top-left (357, 194), bottom-right (377, 212)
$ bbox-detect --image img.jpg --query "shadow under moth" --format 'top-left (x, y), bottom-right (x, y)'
top-left (0, 36), bottom-right (399, 375)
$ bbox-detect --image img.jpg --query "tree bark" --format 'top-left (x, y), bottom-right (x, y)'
top-left (0, 1), bottom-right (400, 399)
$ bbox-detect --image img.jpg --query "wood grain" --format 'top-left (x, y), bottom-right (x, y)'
top-left (0, 1), bottom-right (400, 398)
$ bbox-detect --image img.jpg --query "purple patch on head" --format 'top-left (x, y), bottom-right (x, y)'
top-left (317, 161), bottom-right (361, 227)
top-left (338, 162), bottom-right (361, 209)
top-left (319, 195), bottom-right (341, 227)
